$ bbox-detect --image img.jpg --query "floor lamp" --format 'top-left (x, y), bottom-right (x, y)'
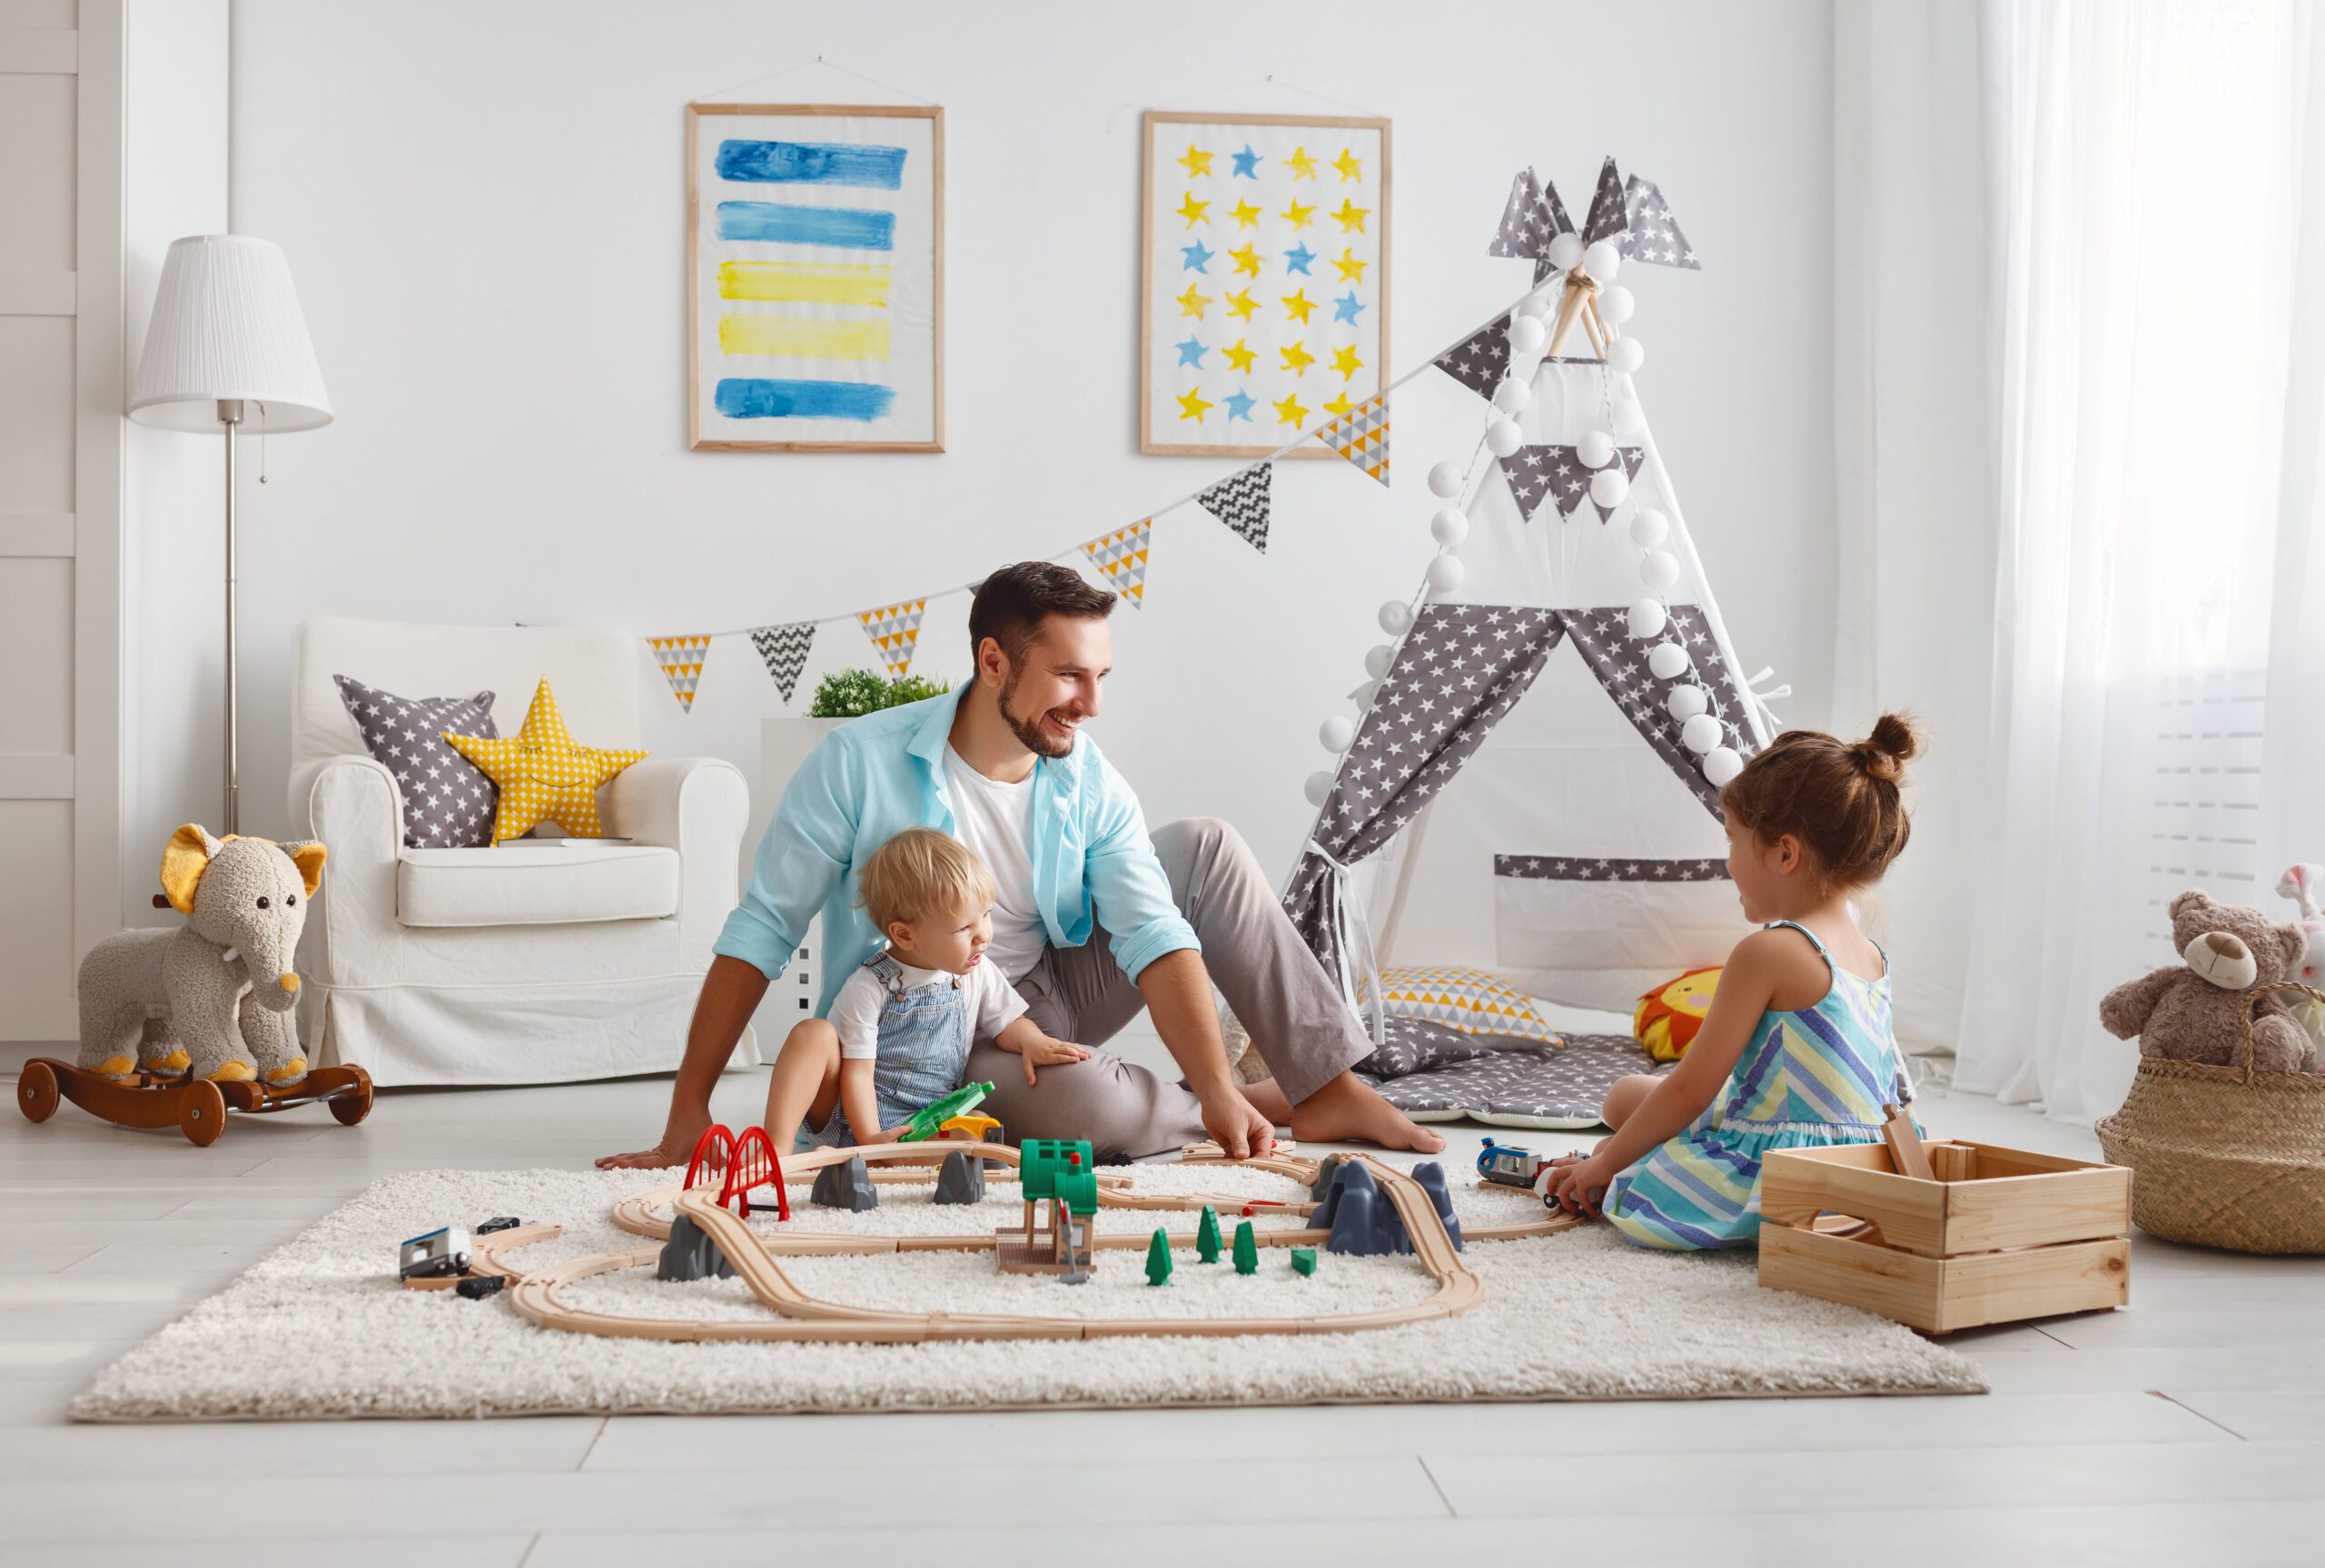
top-left (127, 236), bottom-right (331, 835)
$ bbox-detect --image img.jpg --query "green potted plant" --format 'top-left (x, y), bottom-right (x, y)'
top-left (805, 668), bottom-right (952, 718)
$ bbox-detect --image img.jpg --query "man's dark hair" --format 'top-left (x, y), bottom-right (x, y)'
top-left (967, 561), bottom-right (1115, 668)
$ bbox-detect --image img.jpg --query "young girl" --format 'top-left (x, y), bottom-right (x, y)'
top-left (1544, 715), bottom-right (1923, 1248)
top-left (761, 827), bottom-right (1090, 1149)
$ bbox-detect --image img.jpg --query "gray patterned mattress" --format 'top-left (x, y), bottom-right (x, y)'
top-left (1354, 1021), bottom-right (1669, 1130)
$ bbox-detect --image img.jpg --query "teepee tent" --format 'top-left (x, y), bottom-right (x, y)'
top-left (1285, 159), bottom-right (1778, 1021)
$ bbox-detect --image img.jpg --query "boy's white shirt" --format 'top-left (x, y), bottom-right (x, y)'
top-left (827, 952), bottom-right (1030, 1060)
top-left (941, 745), bottom-right (1046, 981)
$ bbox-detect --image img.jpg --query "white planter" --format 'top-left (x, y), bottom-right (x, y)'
top-left (755, 716), bottom-right (847, 1020)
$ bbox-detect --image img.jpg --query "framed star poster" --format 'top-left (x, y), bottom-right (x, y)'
top-left (1140, 111), bottom-right (1390, 457)
top-left (688, 103), bottom-right (945, 451)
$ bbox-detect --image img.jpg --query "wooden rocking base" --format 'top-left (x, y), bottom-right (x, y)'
top-left (15, 1057), bottom-right (373, 1147)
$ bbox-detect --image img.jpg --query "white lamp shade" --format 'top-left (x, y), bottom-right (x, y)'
top-left (129, 235), bottom-right (331, 432)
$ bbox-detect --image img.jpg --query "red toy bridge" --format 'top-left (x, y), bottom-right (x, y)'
top-left (684, 1122), bottom-right (790, 1222)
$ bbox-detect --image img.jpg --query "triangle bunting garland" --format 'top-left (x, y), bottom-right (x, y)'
top-left (1196, 463), bottom-right (1273, 553)
top-left (1509, 443), bottom-right (1651, 519)
top-left (1432, 320), bottom-right (1511, 400)
top-left (648, 636), bottom-right (711, 712)
top-left (749, 622), bottom-right (816, 704)
top-left (1083, 519), bottom-right (1153, 608)
top-left (1315, 393), bottom-right (1390, 486)
top-left (858, 598), bottom-right (926, 676)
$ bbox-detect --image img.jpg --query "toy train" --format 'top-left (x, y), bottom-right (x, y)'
top-left (1477, 1139), bottom-right (1550, 1189)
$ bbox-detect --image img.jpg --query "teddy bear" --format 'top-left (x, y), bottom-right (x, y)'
top-left (76, 824), bottom-right (327, 1087)
top-left (2099, 889), bottom-right (2317, 1074)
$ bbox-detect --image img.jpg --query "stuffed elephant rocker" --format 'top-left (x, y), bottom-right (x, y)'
top-left (76, 825), bottom-right (327, 1087)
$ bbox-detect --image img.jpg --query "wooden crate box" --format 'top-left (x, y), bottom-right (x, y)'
top-left (1757, 1140), bottom-right (2132, 1334)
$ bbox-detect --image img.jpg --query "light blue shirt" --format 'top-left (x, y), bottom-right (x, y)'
top-left (713, 689), bottom-right (1201, 1017)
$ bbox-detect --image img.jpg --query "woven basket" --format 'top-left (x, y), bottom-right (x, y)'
top-left (2095, 981), bottom-right (2325, 1255)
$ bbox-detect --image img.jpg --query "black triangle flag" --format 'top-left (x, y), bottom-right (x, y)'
top-left (1618, 173), bottom-right (1701, 270)
top-left (750, 622), bottom-right (816, 705)
top-left (1197, 463), bottom-right (1272, 553)
top-left (1581, 155), bottom-right (1628, 246)
top-left (1431, 319), bottom-right (1511, 400)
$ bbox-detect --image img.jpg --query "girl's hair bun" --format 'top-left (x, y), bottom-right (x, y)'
top-left (1853, 712), bottom-right (1921, 784)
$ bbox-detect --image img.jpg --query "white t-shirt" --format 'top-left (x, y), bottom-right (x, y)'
top-left (941, 744), bottom-right (1047, 981)
top-left (826, 955), bottom-right (1029, 1061)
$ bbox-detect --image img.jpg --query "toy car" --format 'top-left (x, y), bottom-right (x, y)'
top-left (1477, 1139), bottom-right (1548, 1189)
top-left (475, 1216), bottom-right (521, 1234)
top-left (398, 1225), bottom-right (471, 1279)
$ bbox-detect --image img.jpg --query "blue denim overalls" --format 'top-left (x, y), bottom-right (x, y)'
top-left (815, 951), bottom-right (973, 1147)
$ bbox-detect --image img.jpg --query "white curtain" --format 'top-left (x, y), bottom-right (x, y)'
top-left (1839, 0), bottom-right (2325, 1122)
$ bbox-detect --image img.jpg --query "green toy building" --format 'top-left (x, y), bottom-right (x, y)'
top-left (1144, 1227), bottom-right (1172, 1286)
top-left (1195, 1205), bottom-right (1222, 1263)
top-left (998, 1139), bottom-right (1101, 1279)
top-left (1232, 1218), bottom-right (1259, 1276)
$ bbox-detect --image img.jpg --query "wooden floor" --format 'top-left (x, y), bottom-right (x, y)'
top-left (5, 1064), bottom-right (2321, 1566)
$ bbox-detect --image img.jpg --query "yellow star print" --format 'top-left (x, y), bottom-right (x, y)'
top-left (1322, 390), bottom-right (1360, 419)
top-left (1175, 192), bottom-right (1210, 228)
top-left (1331, 343), bottom-right (1364, 380)
top-left (1284, 146), bottom-right (1318, 181)
top-left (441, 677), bottom-right (648, 844)
top-left (1223, 288), bottom-right (1260, 321)
top-left (1332, 247), bottom-right (1369, 283)
top-left (1281, 199), bottom-right (1316, 230)
top-left (1281, 288), bottom-right (1317, 323)
top-left (1177, 143), bottom-right (1213, 177)
top-left (1230, 198), bottom-right (1262, 230)
top-left (1330, 198), bottom-right (1370, 233)
top-left (1177, 387), bottom-right (1212, 422)
top-left (1222, 338), bottom-right (1257, 372)
top-left (1176, 282), bottom-right (1213, 318)
top-left (1280, 340), bottom-right (1315, 376)
top-left (1228, 242), bottom-right (1262, 277)
top-left (1272, 391), bottom-right (1311, 426)
top-left (1332, 147), bottom-right (1363, 182)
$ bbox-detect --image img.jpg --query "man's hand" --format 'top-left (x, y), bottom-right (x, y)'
top-left (1016, 1035), bottom-right (1093, 1088)
top-left (595, 1104), bottom-right (712, 1171)
top-left (1200, 1089), bottom-right (1277, 1160)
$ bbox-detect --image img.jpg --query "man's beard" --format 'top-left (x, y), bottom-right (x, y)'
top-left (999, 669), bottom-right (1075, 759)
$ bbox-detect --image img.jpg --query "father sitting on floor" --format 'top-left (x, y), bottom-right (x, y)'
top-left (599, 561), bottom-right (1442, 1168)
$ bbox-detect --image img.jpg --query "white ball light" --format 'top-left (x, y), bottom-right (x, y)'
top-left (1546, 232), bottom-right (1585, 272)
top-left (1630, 508), bottom-right (1670, 548)
top-left (1425, 554), bottom-right (1466, 594)
top-left (1647, 641), bottom-right (1692, 680)
top-left (1666, 684), bottom-right (1707, 721)
top-left (1703, 745), bottom-right (1745, 787)
top-left (1590, 468), bottom-right (1631, 509)
top-left (1682, 713), bottom-right (1724, 755)
top-left (1506, 315), bottom-right (1546, 358)
top-left (1430, 508), bottom-right (1469, 547)
top-left (1640, 549), bottom-right (1681, 589)
top-left (1581, 240), bottom-right (1624, 282)
top-left (1577, 429), bottom-right (1617, 468)
top-left (1378, 600), bottom-right (1414, 636)
top-left (1484, 418), bottom-right (1523, 458)
top-left (1363, 644), bottom-right (1395, 679)
top-left (1626, 597), bottom-right (1668, 640)
top-left (1426, 461), bottom-right (1464, 499)
top-left (1518, 293), bottom-right (1553, 321)
top-left (1320, 716), bottom-right (1356, 754)
top-left (1491, 378), bottom-right (1532, 415)
top-left (1608, 337), bottom-right (1646, 374)
top-left (1612, 398), bottom-right (1647, 434)
top-left (1304, 769), bottom-right (1336, 806)
top-left (1598, 284), bottom-right (1637, 324)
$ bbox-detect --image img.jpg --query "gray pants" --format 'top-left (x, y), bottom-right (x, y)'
top-left (964, 816), bottom-right (1371, 1159)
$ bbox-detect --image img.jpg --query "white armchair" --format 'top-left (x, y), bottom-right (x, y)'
top-left (286, 616), bottom-right (757, 1086)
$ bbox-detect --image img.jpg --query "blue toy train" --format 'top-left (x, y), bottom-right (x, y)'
top-left (1476, 1138), bottom-right (1549, 1189)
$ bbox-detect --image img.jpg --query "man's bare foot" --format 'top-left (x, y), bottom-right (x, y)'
top-left (595, 1109), bottom-right (711, 1170)
top-left (1279, 1070), bottom-right (1446, 1154)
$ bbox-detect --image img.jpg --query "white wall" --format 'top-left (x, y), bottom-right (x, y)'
top-left (136, 0), bottom-right (1835, 940)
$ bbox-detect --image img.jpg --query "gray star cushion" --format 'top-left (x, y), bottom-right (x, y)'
top-left (1357, 1031), bottom-right (1673, 1130)
top-left (1353, 1013), bottom-right (1499, 1078)
top-left (331, 675), bottom-right (501, 849)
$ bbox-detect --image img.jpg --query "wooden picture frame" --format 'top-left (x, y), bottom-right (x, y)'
top-left (1140, 110), bottom-right (1390, 458)
top-left (688, 103), bottom-right (945, 452)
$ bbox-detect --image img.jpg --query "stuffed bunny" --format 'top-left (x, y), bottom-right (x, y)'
top-left (2273, 863), bottom-right (2325, 1056)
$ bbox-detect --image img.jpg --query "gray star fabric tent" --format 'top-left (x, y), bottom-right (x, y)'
top-left (1285, 349), bottom-right (1775, 1021)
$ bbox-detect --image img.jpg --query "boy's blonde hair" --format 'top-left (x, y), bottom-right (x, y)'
top-left (858, 826), bottom-right (996, 934)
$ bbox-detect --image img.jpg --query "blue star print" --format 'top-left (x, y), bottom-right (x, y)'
top-left (1231, 144), bottom-right (1261, 178)
top-left (1180, 239), bottom-right (1214, 272)
top-left (1222, 389), bottom-right (1257, 421)
top-left (1175, 335), bottom-right (1208, 368)
top-left (1333, 290), bottom-right (1365, 324)
top-left (1283, 242), bottom-right (1316, 275)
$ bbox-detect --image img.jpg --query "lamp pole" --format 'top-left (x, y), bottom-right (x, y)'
top-left (221, 397), bottom-right (242, 834)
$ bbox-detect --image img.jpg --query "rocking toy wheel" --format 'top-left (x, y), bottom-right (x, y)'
top-left (327, 1070), bottom-right (373, 1126)
top-left (177, 1080), bottom-right (228, 1147)
top-left (17, 1060), bottom-right (59, 1123)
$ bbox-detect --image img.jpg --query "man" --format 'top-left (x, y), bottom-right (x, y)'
top-left (599, 561), bottom-right (1442, 1169)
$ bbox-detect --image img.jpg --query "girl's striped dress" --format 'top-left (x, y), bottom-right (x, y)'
top-left (1604, 920), bottom-right (1910, 1251)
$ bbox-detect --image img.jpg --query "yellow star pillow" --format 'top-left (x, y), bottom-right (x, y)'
top-left (441, 677), bottom-right (648, 844)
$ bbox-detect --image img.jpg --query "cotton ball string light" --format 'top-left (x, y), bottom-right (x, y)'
top-left (1425, 554), bottom-right (1466, 594)
top-left (1590, 468), bottom-right (1631, 509)
top-left (1577, 429), bottom-right (1617, 468)
top-left (1640, 549), bottom-right (1680, 589)
top-left (1430, 508), bottom-right (1469, 547)
top-left (1518, 293), bottom-right (1554, 321)
top-left (1320, 716), bottom-right (1356, 754)
top-left (1378, 599), bottom-right (1414, 636)
top-left (1630, 508), bottom-right (1670, 548)
top-left (1647, 641), bottom-right (1692, 681)
top-left (1608, 337), bottom-right (1646, 375)
top-left (1546, 232), bottom-right (1585, 272)
top-left (1491, 379), bottom-right (1532, 416)
top-left (1581, 240), bottom-right (1624, 283)
top-left (1506, 315), bottom-right (1546, 358)
top-left (1363, 644), bottom-right (1395, 679)
top-left (1626, 597), bottom-right (1667, 640)
top-left (1666, 684), bottom-right (1707, 721)
top-left (1427, 461), bottom-right (1464, 499)
top-left (1352, 681), bottom-right (1380, 710)
top-left (1612, 398), bottom-right (1647, 434)
top-left (1484, 418), bottom-right (1523, 458)
top-left (1702, 746), bottom-right (1745, 787)
top-left (1681, 713), bottom-right (1724, 755)
top-left (1598, 284), bottom-right (1636, 325)
top-left (1304, 770), bottom-right (1337, 806)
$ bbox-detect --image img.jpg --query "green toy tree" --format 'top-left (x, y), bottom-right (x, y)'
top-left (1195, 1205), bottom-right (1222, 1264)
top-left (1144, 1226), bottom-right (1173, 1287)
top-left (1232, 1219), bottom-right (1259, 1276)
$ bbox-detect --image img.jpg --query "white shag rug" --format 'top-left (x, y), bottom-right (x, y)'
top-left (72, 1161), bottom-right (1984, 1421)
